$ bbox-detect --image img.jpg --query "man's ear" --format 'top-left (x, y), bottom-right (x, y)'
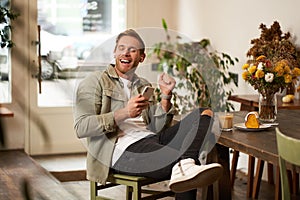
top-left (140, 54), bottom-right (146, 62)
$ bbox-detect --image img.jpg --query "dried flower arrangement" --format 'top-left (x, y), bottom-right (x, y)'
top-left (244, 21), bottom-right (300, 95)
top-left (247, 21), bottom-right (300, 68)
top-left (242, 21), bottom-right (300, 121)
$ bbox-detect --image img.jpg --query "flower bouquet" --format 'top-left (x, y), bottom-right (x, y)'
top-left (243, 21), bottom-right (300, 122)
top-left (242, 55), bottom-right (300, 95)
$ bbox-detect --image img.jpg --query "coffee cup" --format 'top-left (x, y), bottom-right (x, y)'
top-left (218, 112), bottom-right (234, 131)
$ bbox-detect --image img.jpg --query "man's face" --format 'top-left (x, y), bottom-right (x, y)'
top-left (114, 35), bottom-right (145, 77)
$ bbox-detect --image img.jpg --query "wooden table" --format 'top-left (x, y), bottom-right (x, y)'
top-left (228, 94), bottom-right (300, 198)
top-left (214, 109), bottom-right (300, 200)
top-left (0, 106), bottom-right (13, 146)
top-left (0, 106), bottom-right (14, 117)
top-left (229, 94), bottom-right (300, 111)
top-left (0, 150), bottom-right (77, 199)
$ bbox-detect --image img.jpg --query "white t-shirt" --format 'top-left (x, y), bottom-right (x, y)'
top-left (111, 78), bottom-right (154, 166)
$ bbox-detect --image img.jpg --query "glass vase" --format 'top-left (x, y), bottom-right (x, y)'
top-left (258, 92), bottom-right (277, 123)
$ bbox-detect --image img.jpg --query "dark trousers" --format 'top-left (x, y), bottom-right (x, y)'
top-left (112, 108), bottom-right (214, 200)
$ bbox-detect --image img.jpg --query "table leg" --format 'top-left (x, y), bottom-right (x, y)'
top-left (247, 156), bottom-right (255, 197)
top-left (252, 159), bottom-right (265, 199)
top-left (292, 171), bottom-right (299, 195)
top-left (215, 144), bottom-right (231, 200)
top-left (267, 163), bottom-right (274, 184)
top-left (230, 150), bottom-right (239, 188)
top-left (275, 166), bottom-right (281, 200)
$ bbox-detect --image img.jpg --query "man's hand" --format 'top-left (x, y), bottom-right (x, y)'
top-left (114, 95), bottom-right (149, 123)
top-left (126, 95), bottom-right (149, 118)
top-left (158, 73), bottom-right (176, 95)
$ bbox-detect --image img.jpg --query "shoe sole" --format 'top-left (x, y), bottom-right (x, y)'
top-left (169, 164), bottom-right (223, 193)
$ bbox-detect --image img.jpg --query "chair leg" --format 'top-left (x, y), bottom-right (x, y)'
top-left (247, 156), bottom-right (255, 198)
top-left (213, 181), bottom-right (219, 200)
top-left (252, 159), bottom-right (264, 199)
top-left (132, 182), bottom-right (142, 200)
top-left (230, 150), bottom-right (239, 188)
top-left (91, 181), bottom-right (97, 200)
top-left (126, 186), bottom-right (133, 200)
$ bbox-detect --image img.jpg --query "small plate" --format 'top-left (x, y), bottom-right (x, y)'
top-left (234, 123), bottom-right (272, 132)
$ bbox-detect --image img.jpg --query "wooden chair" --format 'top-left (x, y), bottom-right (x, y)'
top-left (90, 173), bottom-right (174, 200)
top-left (276, 127), bottom-right (300, 200)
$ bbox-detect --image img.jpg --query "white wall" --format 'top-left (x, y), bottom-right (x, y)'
top-left (129, 0), bottom-right (178, 29)
top-left (176, 0), bottom-right (300, 95)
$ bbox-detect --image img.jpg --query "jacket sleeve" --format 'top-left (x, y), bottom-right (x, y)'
top-left (142, 101), bottom-right (177, 133)
top-left (73, 72), bottom-right (116, 138)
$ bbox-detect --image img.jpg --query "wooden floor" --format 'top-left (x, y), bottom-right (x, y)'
top-left (56, 170), bottom-right (276, 200)
top-left (1, 150), bottom-right (276, 200)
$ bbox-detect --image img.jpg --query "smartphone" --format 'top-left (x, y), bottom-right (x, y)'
top-left (141, 86), bottom-right (154, 99)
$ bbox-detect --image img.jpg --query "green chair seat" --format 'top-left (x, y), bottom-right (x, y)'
top-left (91, 173), bottom-right (174, 200)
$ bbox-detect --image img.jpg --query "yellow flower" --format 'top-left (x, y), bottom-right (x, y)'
top-left (274, 65), bottom-right (284, 76)
top-left (279, 59), bottom-right (288, 64)
top-left (242, 63), bottom-right (249, 70)
top-left (256, 55), bottom-right (266, 61)
top-left (284, 74), bottom-right (292, 83)
top-left (255, 69), bottom-right (264, 79)
top-left (248, 65), bottom-right (257, 74)
top-left (292, 67), bottom-right (300, 76)
top-left (242, 71), bottom-right (249, 80)
top-left (283, 65), bottom-right (291, 73)
top-left (276, 61), bottom-right (284, 68)
top-left (243, 55), bottom-right (299, 94)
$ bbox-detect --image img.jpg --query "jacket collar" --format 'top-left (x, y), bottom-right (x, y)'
top-left (107, 64), bottom-right (140, 85)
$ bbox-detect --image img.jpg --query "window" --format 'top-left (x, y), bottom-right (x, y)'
top-left (37, 0), bottom-right (126, 107)
top-left (0, 0), bottom-right (12, 103)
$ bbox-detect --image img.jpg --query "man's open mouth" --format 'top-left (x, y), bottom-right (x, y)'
top-left (120, 59), bottom-right (131, 64)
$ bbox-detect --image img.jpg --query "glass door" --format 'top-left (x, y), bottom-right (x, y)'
top-left (27, 0), bottom-right (126, 155)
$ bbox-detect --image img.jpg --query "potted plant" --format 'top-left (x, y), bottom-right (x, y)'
top-left (150, 19), bottom-right (239, 114)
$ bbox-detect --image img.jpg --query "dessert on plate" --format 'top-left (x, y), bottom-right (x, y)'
top-left (245, 111), bottom-right (260, 128)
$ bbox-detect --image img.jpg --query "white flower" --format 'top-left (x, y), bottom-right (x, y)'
top-left (265, 73), bottom-right (274, 82)
top-left (257, 62), bottom-right (264, 70)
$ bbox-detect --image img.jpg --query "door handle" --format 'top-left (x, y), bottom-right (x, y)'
top-left (37, 25), bottom-right (42, 94)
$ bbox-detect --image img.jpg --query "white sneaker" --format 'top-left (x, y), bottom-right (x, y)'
top-left (169, 158), bottom-right (223, 193)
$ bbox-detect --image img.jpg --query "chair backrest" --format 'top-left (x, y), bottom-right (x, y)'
top-left (276, 127), bottom-right (300, 200)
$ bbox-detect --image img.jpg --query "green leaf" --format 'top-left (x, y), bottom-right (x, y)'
top-left (162, 18), bottom-right (168, 32)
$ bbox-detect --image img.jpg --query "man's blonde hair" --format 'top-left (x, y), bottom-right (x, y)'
top-left (115, 29), bottom-right (145, 55)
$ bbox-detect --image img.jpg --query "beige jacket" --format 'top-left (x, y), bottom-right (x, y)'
top-left (74, 65), bottom-right (175, 184)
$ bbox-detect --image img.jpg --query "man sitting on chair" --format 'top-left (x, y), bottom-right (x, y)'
top-left (73, 29), bottom-right (223, 199)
